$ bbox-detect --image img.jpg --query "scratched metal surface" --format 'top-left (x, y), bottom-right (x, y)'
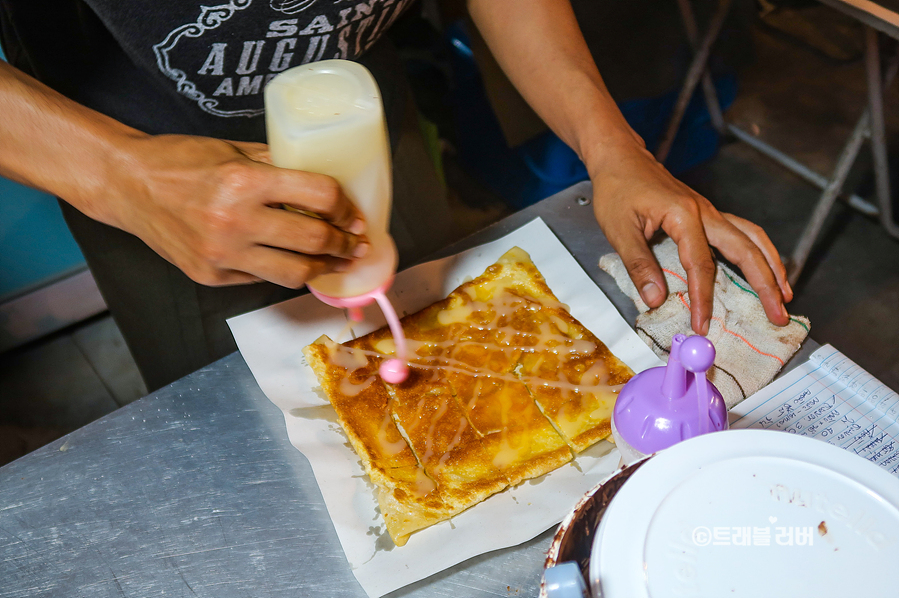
top-left (0, 182), bottom-right (816, 597)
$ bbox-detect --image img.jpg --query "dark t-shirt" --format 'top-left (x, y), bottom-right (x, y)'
top-left (0, 0), bottom-right (412, 141)
top-left (0, 0), bottom-right (426, 392)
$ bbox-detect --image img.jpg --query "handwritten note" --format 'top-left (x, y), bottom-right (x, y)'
top-left (731, 345), bottom-right (899, 477)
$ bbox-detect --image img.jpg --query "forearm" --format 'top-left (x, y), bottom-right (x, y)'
top-left (0, 61), bottom-right (368, 289)
top-left (468, 0), bottom-right (792, 332)
top-left (0, 60), bottom-right (145, 224)
top-left (466, 0), bottom-right (640, 174)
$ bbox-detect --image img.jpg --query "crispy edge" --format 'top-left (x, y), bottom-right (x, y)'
top-left (305, 338), bottom-right (455, 544)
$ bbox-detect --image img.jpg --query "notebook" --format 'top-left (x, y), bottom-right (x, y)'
top-left (731, 345), bottom-right (899, 477)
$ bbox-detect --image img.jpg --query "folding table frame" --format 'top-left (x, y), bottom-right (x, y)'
top-left (663, 0), bottom-right (899, 285)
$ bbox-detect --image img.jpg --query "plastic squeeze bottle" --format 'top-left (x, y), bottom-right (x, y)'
top-left (265, 60), bottom-right (408, 383)
top-left (611, 334), bottom-right (728, 465)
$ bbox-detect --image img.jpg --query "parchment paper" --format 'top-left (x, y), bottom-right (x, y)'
top-left (228, 218), bottom-right (662, 597)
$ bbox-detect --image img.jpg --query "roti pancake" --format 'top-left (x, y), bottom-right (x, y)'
top-left (385, 366), bottom-right (509, 511)
top-left (447, 375), bottom-right (572, 487)
top-left (517, 315), bottom-right (633, 452)
top-left (304, 338), bottom-right (453, 545)
top-left (303, 247), bottom-right (633, 545)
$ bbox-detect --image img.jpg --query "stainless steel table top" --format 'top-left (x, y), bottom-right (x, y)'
top-left (0, 181), bottom-right (817, 597)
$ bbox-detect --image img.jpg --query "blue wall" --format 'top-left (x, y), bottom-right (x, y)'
top-left (0, 47), bottom-right (86, 300)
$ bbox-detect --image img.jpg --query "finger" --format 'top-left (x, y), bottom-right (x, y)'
top-left (707, 217), bottom-right (790, 327)
top-left (147, 242), bottom-right (263, 287)
top-left (205, 270), bottom-right (263, 286)
top-left (257, 164), bottom-right (366, 234)
top-left (257, 207), bottom-right (369, 259)
top-left (722, 213), bottom-right (792, 302)
top-left (178, 264), bottom-right (262, 287)
top-left (236, 245), bottom-right (350, 289)
top-left (663, 207), bottom-right (715, 335)
top-left (611, 225), bottom-right (668, 309)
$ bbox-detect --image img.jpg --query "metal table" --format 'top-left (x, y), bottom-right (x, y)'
top-left (0, 182), bottom-right (817, 598)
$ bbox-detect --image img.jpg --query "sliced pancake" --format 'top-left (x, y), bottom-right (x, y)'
top-left (422, 249), bottom-right (574, 484)
top-left (372, 463), bottom-right (454, 546)
top-left (303, 246), bottom-right (634, 545)
top-left (348, 328), bottom-right (508, 539)
top-left (384, 364), bottom-right (509, 513)
top-left (515, 309), bottom-right (634, 452)
top-left (304, 337), bottom-right (450, 545)
top-left (447, 374), bottom-right (572, 487)
top-left (303, 336), bottom-right (417, 475)
top-left (441, 248), bottom-right (633, 452)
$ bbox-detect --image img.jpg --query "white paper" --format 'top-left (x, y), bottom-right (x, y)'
top-left (731, 344), bottom-right (899, 477)
top-left (228, 218), bottom-right (663, 597)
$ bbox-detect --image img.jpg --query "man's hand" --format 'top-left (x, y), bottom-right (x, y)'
top-left (467, 0), bottom-right (792, 335)
top-left (590, 138), bottom-right (793, 334)
top-left (107, 135), bottom-right (368, 288)
top-left (0, 61), bottom-right (366, 290)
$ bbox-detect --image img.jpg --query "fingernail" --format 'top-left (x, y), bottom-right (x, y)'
top-left (641, 282), bottom-right (664, 306)
top-left (352, 241), bottom-right (370, 259)
top-left (334, 260), bottom-right (351, 272)
top-left (349, 218), bottom-right (366, 235)
top-left (781, 303), bottom-right (789, 321)
top-left (702, 318), bottom-right (710, 336)
top-left (785, 279), bottom-right (793, 299)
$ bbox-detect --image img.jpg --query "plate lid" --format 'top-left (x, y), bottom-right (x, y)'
top-left (592, 429), bottom-right (899, 598)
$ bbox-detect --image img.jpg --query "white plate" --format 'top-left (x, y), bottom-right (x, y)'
top-left (591, 429), bottom-right (899, 598)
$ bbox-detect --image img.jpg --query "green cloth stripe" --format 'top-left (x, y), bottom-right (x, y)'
top-left (722, 270), bottom-right (809, 332)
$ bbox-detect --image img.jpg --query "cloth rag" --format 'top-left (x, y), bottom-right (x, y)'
top-left (599, 238), bottom-right (810, 408)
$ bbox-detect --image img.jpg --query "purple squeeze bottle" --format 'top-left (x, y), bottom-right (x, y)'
top-left (611, 334), bottom-right (728, 465)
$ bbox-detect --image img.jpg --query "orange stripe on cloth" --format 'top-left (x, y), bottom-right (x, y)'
top-left (675, 292), bottom-right (784, 366)
top-left (662, 268), bottom-right (688, 286)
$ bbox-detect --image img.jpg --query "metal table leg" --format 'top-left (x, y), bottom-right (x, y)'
top-left (670, 2), bottom-right (898, 285)
top-left (676, 0), bottom-right (727, 135)
top-left (726, 123), bottom-right (879, 217)
top-left (865, 27), bottom-right (899, 240)
top-left (656, 0), bottom-right (733, 163)
top-left (788, 31), bottom-right (899, 284)
top-left (787, 107), bottom-right (874, 284)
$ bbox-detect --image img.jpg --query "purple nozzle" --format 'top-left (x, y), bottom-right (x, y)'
top-left (661, 334), bottom-right (688, 399)
top-left (681, 335), bottom-right (716, 435)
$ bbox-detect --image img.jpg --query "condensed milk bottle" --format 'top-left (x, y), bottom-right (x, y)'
top-left (265, 59), bottom-right (397, 298)
top-left (265, 60), bottom-right (408, 383)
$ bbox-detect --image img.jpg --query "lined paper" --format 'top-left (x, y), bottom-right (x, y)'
top-left (731, 345), bottom-right (899, 477)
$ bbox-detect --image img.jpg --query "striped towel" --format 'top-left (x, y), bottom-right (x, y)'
top-left (599, 237), bottom-right (810, 409)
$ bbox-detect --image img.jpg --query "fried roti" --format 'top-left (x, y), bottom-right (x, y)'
top-left (303, 247), bottom-right (633, 546)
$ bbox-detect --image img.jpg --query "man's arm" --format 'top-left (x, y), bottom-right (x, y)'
top-left (467, 0), bottom-right (792, 334)
top-left (0, 60), bottom-right (368, 288)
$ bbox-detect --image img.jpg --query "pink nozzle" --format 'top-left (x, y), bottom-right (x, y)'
top-left (379, 359), bottom-right (408, 384)
top-left (309, 280), bottom-right (409, 383)
top-left (372, 290), bottom-right (408, 383)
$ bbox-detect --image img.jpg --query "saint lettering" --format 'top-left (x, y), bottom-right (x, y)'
top-left (267, 19), bottom-right (299, 38)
